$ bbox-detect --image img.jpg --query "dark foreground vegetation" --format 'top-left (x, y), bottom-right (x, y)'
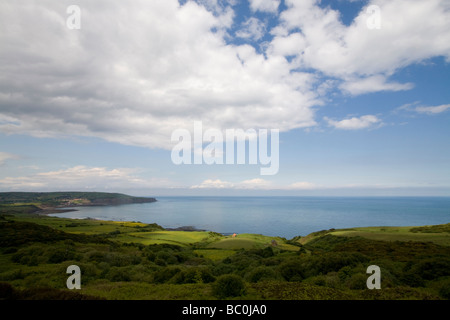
top-left (0, 205), bottom-right (449, 300)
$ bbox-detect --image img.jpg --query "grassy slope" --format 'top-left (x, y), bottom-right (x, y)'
top-left (1, 208), bottom-right (449, 300)
top-left (208, 234), bottom-right (300, 251)
top-left (297, 224), bottom-right (450, 247)
top-left (3, 213), bottom-right (301, 249)
top-left (6, 213), bottom-right (450, 248)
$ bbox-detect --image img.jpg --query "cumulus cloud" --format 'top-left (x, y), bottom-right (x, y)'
top-left (235, 17), bottom-right (266, 41)
top-left (268, 32), bottom-right (307, 57)
top-left (275, 0), bottom-right (450, 95)
top-left (0, 0), bottom-right (318, 150)
top-left (0, 0), bottom-right (449, 152)
top-left (325, 115), bottom-right (381, 130)
top-left (249, 0), bottom-right (280, 13)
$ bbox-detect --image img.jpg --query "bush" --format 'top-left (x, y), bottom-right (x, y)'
top-left (172, 267), bottom-right (216, 284)
top-left (86, 250), bottom-right (106, 263)
top-left (412, 258), bottom-right (450, 280)
top-left (11, 245), bottom-right (45, 266)
top-left (153, 266), bottom-right (182, 284)
top-left (156, 250), bottom-right (178, 265)
top-left (213, 263), bottom-right (235, 276)
top-left (104, 252), bottom-right (141, 267)
top-left (278, 259), bottom-right (305, 282)
top-left (47, 248), bottom-right (78, 264)
top-left (127, 264), bottom-right (154, 282)
top-left (245, 266), bottom-right (280, 283)
top-left (106, 267), bottom-right (131, 282)
top-left (212, 274), bottom-right (246, 299)
top-left (346, 274), bottom-right (368, 290)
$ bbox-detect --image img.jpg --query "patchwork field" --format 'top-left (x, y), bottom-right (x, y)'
top-left (1, 210), bottom-right (449, 300)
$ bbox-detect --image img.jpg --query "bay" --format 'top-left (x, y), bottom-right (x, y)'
top-left (53, 196), bottom-right (450, 239)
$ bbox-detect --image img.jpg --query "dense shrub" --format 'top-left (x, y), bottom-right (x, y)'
top-left (313, 252), bottom-right (369, 276)
top-left (212, 274), bottom-right (246, 298)
top-left (3, 285), bottom-right (104, 300)
top-left (47, 248), bottom-right (78, 264)
top-left (247, 247), bottom-right (275, 258)
top-left (245, 266), bottom-right (281, 283)
top-left (410, 258), bottom-right (450, 280)
top-left (221, 253), bottom-right (260, 273)
top-left (156, 250), bottom-right (178, 265)
top-left (104, 252), bottom-right (141, 267)
top-left (106, 267), bottom-right (131, 282)
top-left (172, 267), bottom-right (215, 284)
top-left (346, 274), bottom-right (368, 290)
top-left (212, 262), bottom-right (235, 276)
top-left (0, 269), bottom-right (26, 281)
top-left (278, 259), bottom-right (305, 282)
top-left (127, 264), bottom-right (154, 282)
top-left (153, 266), bottom-right (182, 284)
top-left (11, 246), bottom-right (45, 266)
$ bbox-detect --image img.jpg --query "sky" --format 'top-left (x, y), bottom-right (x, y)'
top-left (0, 0), bottom-right (449, 197)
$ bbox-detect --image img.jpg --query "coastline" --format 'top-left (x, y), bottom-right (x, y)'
top-left (0, 191), bottom-right (157, 216)
top-left (35, 208), bottom-right (79, 215)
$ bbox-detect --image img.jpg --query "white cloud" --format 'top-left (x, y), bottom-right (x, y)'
top-left (415, 104), bottom-right (450, 115)
top-left (268, 32), bottom-right (306, 57)
top-left (0, 0), bottom-right (449, 152)
top-left (276, 0), bottom-right (450, 95)
top-left (235, 17), bottom-right (266, 41)
top-left (0, 165), bottom-right (170, 190)
top-left (190, 179), bottom-right (235, 189)
top-left (186, 178), bottom-right (442, 192)
top-left (339, 75), bottom-right (414, 95)
top-left (191, 178), bottom-right (272, 189)
top-left (0, 0), bottom-right (318, 150)
top-left (190, 178), bottom-right (321, 190)
top-left (396, 102), bottom-right (450, 115)
top-left (325, 115), bottom-right (381, 130)
top-left (249, 0), bottom-right (280, 13)
top-left (191, 178), bottom-right (273, 189)
top-left (0, 152), bottom-right (20, 166)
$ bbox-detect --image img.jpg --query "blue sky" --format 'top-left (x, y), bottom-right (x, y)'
top-left (0, 0), bottom-right (449, 196)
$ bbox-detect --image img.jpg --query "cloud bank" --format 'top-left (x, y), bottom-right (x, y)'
top-left (0, 0), bottom-right (449, 151)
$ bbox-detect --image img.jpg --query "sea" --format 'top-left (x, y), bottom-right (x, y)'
top-left (52, 196), bottom-right (450, 239)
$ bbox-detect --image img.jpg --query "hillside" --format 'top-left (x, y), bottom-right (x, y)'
top-left (298, 224), bottom-right (450, 247)
top-left (0, 210), bottom-right (449, 300)
top-left (0, 192), bottom-right (156, 214)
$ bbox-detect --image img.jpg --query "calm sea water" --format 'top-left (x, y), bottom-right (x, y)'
top-left (53, 196), bottom-right (450, 239)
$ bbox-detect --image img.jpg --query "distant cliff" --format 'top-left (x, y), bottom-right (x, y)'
top-left (0, 192), bottom-right (156, 214)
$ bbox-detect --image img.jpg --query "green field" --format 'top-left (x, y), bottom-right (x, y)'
top-left (298, 224), bottom-right (450, 247)
top-left (1, 205), bottom-right (449, 300)
top-left (330, 225), bottom-right (450, 246)
top-left (115, 231), bottom-right (215, 246)
top-left (207, 234), bottom-right (300, 251)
